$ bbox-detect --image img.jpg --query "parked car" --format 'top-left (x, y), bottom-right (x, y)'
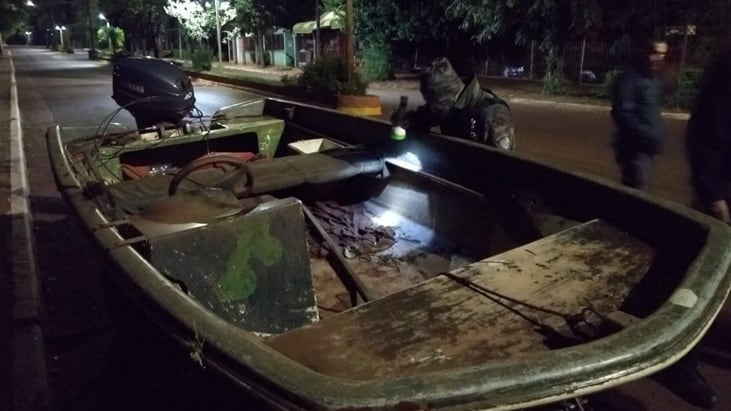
top-left (503, 65), bottom-right (525, 78)
top-left (581, 70), bottom-right (599, 83)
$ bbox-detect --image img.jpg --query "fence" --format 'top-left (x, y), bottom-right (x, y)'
top-left (474, 35), bottom-right (721, 85)
top-left (475, 40), bottom-right (624, 83)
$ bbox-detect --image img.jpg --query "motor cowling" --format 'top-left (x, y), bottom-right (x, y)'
top-left (112, 57), bottom-right (196, 129)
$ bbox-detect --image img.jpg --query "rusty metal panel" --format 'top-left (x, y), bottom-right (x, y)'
top-left (148, 197), bottom-right (318, 335)
top-left (267, 219), bottom-right (654, 379)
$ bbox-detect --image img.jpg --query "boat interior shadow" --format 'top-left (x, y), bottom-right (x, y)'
top-left (619, 245), bottom-right (696, 319)
top-left (585, 389), bottom-right (649, 411)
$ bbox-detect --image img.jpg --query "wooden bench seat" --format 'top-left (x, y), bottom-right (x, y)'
top-left (267, 219), bottom-right (655, 380)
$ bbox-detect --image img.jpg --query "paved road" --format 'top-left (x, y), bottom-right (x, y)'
top-left (2, 46), bottom-right (729, 411)
top-left (372, 87), bottom-right (694, 207)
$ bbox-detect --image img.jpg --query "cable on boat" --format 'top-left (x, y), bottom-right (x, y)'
top-left (95, 96), bottom-right (167, 140)
top-left (88, 102), bottom-right (218, 183)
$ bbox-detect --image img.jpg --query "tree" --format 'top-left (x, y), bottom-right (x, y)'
top-left (1, 0), bottom-right (36, 40)
top-left (101, 0), bottom-right (170, 57)
top-left (2, 0), bottom-right (51, 52)
top-left (448, 0), bottom-right (603, 90)
top-left (165, 0), bottom-right (211, 41)
top-left (318, 0), bottom-right (461, 80)
top-left (320, 0), bottom-right (457, 46)
top-left (228, 0), bottom-right (309, 65)
top-left (598, 0), bottom-right (731, 65)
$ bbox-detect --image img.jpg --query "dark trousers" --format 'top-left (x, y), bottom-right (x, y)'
top-left (617, 150), bottom-right (653, 189)
top-left (690, 182), bottom-right (731, 226)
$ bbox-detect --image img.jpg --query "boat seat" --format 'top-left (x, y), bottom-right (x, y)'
top-left (107, 173), bottom-right (175, 214)
top-left (267, 219), bottom-right (655, 380)
top-left (106, 149), bottom-right (386, 215)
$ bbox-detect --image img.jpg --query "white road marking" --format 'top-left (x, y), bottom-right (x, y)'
top-left (8, 50), bottom-right (40, 320)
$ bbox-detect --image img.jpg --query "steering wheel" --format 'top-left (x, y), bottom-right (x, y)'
top-left (168, 153), bottom-right (254, 197)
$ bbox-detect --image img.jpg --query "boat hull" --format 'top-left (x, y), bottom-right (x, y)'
top-left (47, 98), bottom-right (731, 410)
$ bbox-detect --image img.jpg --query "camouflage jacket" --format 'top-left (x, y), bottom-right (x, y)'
top-left (405, 76), bottom-right (515, 150)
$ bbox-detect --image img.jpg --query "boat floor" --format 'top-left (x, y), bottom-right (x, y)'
top-left (305, 200), bottom-right (472, 318)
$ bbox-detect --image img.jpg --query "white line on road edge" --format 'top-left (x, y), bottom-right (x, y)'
top-left (7, 49), bottom-right (51, 411)
top-left (508, 97), bottom-right (690, 120)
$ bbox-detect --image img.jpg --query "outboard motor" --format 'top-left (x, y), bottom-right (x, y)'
top-left (112, 57), bottom-right (196, 129)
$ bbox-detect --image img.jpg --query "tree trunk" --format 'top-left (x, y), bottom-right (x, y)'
top-left (149, 28), bottom-right (160, 58)
top-left (48, 9), bottom-right (58, 48)
top-left (256, 30), bottom-right (265, 66)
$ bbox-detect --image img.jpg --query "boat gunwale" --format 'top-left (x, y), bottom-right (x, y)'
top-left (46, 103), bottom-right (731, 410)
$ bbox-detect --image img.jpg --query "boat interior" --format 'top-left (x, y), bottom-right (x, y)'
top-left (60, 98), bottom-right (702, 381)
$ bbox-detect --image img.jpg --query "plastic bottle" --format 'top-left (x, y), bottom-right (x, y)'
top-left (390, 95), bottom-right (409, 141)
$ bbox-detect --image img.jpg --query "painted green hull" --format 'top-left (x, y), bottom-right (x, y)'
top-left (47, 97), bottom-right (731, 410)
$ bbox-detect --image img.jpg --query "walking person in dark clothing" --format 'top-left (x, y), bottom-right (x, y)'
top-left (613, 39), bottom-right (718, 409)
top-left (611, 40), bottom-right (668, 189)
top-left (653, 48), bottom-right (731, 411)
top-left (637, 47), bottom-right (731, 411)
top-left (680, 49), bottom-right (731, 407)
top-left (686, 49), bottom-right (731, 224)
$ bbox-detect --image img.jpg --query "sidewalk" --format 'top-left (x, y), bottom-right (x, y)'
top-left (177, 59), bottom-right (690, 120)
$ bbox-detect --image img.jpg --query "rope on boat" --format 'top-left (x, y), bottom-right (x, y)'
top-left (440, 271), bottom-right (603, 343)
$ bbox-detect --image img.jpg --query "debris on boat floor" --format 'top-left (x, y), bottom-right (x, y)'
top-left (307, 200), bottom-right (397, 256)
top-left (305, 201), bottom-right (475, 317)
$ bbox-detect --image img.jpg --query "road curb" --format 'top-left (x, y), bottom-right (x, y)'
top-left (169, 62), bottom-right (695, 124)
top-left (508, 97), bottom-right (690, 120)
top-left (7, 49), bottom-right (51, 411)
top-left (95, 56), bottom-right (693, 122)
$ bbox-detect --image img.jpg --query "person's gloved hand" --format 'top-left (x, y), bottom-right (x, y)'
top-left (482, 104), bottom-right (515, 150)
top-left (709, 200), bottom-right (730, 224)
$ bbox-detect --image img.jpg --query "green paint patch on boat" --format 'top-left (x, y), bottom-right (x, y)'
top-left (218, 215), bottom-right (284, 301)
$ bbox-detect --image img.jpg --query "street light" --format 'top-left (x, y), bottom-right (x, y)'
top-left (99, 13), bottom-right (112, 51)
top-left (26, 0), bottom-right (35, 6)
top-left (54, 25), bottom-right (67, 47)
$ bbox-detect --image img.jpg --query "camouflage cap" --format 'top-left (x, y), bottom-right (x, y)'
top-left (419, 57), bottom-right (465, 105)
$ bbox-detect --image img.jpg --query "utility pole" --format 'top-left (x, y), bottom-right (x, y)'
top-left (214, 0), bottom-right (222, 63)
top-left (578, 37), bottom-right (586, 84)
top-left (345, 0), bottom-right (354, 82)
top-left (178, 21), bottom-right (183, 59)
top-left (314, 0), bottom-right (320, 61)
top-left (87, 0), bottom-right (94, 51)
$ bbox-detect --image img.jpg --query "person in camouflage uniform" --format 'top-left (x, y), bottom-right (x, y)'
top-left (396, 57), bottom-right (515, 150)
